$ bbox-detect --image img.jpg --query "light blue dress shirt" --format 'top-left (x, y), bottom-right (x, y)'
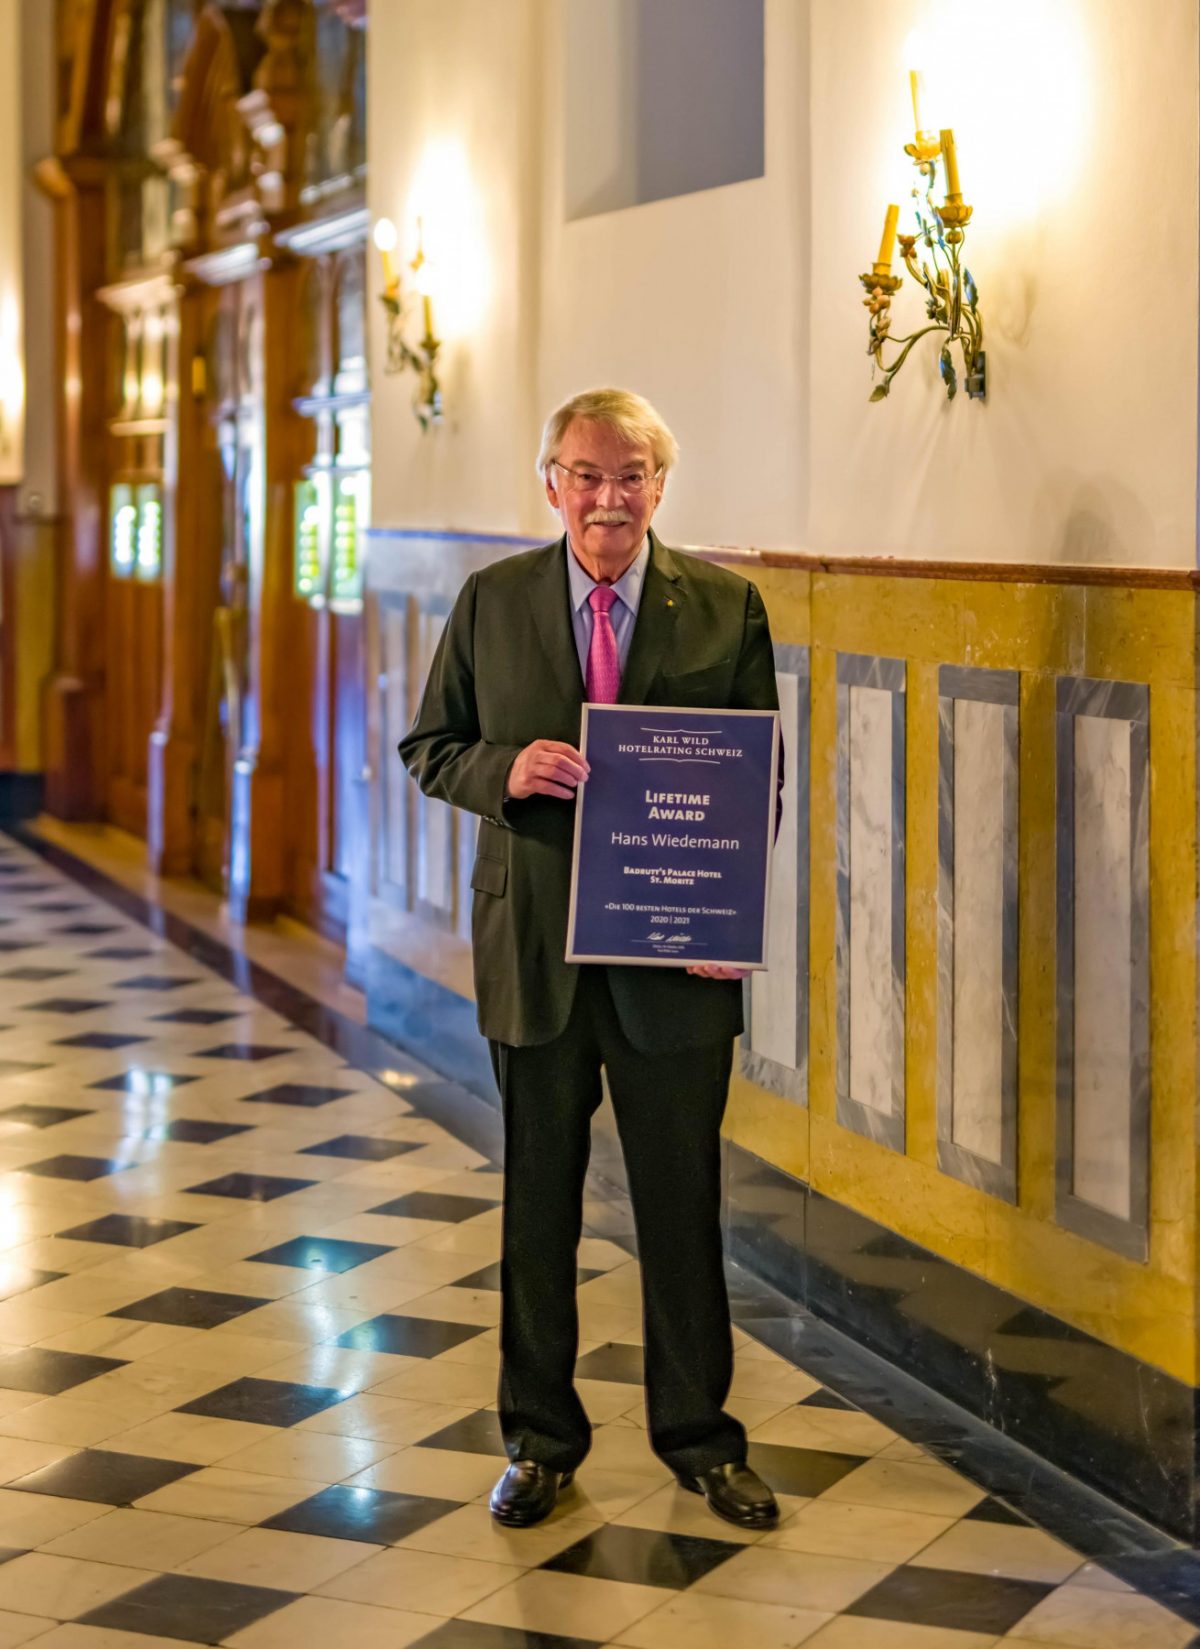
top-left (565, 536), bottom-right (650, 686)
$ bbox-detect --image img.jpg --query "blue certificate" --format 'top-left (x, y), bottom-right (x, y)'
top-left (566, 704), bottom-right (780, 968)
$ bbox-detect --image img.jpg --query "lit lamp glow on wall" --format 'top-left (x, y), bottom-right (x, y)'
top-left (374, 214), bottom-right (444, 431)
top-left (0, 291), bottom-right (23, 476)
top-left (859, 62), bottom-right (985, 402)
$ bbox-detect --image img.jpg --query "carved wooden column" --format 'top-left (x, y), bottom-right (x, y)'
top-left (148, 270), bottom-right (209, 874)
top-left (227, 243), bottom-right (307, 922)
top-left (40, 157), bottom-right (110, 820)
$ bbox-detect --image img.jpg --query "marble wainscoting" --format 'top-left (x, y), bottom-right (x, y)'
top-left (361, 534), bottom-right (1200, 1541)
top-left (836, 653), bottom-right (906, 1151)
top-left (742, 644), bottom-right (810, 1105)
top-left (937, 667), bottom-right (1019, 1203)
top-left (1055, 678), bottom-right (1151, 1261)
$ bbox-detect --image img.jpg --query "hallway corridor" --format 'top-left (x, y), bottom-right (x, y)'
top-left (0, 831), bottom-right (1189, 1648)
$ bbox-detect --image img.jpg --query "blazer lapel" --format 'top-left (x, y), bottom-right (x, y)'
top-left (619, 530), bottom-right (685, 705)
top-left (528, 538), bottom-right (586, 707)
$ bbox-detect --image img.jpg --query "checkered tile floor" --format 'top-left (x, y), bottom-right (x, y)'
top-left (0, 836), bottom-right (1192, 1649)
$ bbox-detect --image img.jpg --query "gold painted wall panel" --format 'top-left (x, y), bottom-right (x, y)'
top-left (373, 538), bottom-right (1199, 1384)
top-left (725, 558), bottom-right (1198, 1384)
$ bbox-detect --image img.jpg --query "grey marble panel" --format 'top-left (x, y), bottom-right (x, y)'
top-left (936, 666), bottom-right (1019, 1203)
top-left (378, 596), bottom-right (410, 901)
top-left (742, 644), bottom-right (810, 1106)
top-left (1055, 675), bottom-right (1149, 1261)
top-left (413, 597), bottom-right (458, 928)
top-left (836, 653), bottom-right (906, 1151)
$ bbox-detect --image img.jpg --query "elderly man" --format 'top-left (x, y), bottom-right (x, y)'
top-left (399, 388), bottom-right (780, 1530)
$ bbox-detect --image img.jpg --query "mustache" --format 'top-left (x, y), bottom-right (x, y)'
top-left (585, 509), bottom-right (634, 525)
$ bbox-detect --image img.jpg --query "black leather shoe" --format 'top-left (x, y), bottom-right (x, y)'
top-left (678, 1461), bottom-right (779, 1529)
top-left (489, 1460), bottom-right (575, 1527)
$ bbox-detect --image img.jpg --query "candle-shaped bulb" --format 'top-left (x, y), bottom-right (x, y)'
top-left (940, 129), bottom-right (962, 198)
top-left (909, 68), bottom-right (925, 135)
top-left (876, 203), bottom-right (900, 271)
top-left (373, 217), bottom-right (398, 291)
top-left (411, 220), bottom-right (436, 342)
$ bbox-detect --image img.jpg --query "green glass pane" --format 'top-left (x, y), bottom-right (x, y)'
top-left (134, 483), bottom-right (163, 580)
top-left (294, 478), bottom-right (322, 599)
top-left (110, 483), bottom-right (137, 577)
top-left (331, 472), bottom-right (366, 604)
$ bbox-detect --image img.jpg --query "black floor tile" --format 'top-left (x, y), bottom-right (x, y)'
top-left (87, 946), bottom-right (155, 961)
top-left (81, 1573), bottom-right (297, 1642)
top-left (846, 1565), bottom-right (1053, 1635)
top-left (0, 1104), bottom-right (90, 1129)
top-left (112, 1286), bottom-right (269, 1330)
top-left (89, 1071), bottom-right (198, 1095)
top-left (417, 1408), bottom-right (507, 1456)
top-left (0, 1062), bottom-right (49, 1079)
top-left (116, 974), bottom-right (201, 991)
top-left (20, 1153), bottom-right (126, 1181)
top-left (335, 1314), bottom-right (487, 1358)
top-left (21, 997), bottom-right (111, 1014)
top-left (198, 1043), bottom-right (292, 1061)
top-left (242, 1082), bottom-right (355, 1107)
top-left (145, 1118), bottom-right (255, 1145)
top-left (28, 900), bottom-right (86, 913)
top-left (247, 1235), bottom-right (394, 1274)
top-left (177, 1376), bottom-right (347, 1428)
top-left (0, 1267), bottom-right (63, 1302)
top-left (55, 923), bottom-right (123, 936)
top-left (0, 941), bottom-right (39, 954)
top-left (997, 1306), bottom-right (1094, 1342)
top-left (151, 1007), bottom-right (239, 1024)
top-left (799, 1388), bottom-right (858, 1411)
top-left (575, 1343), bottom-right (644, 1385)
top-left (184, 1170), bottom-right (317, 1202)
top-left (11, 1447), bottom-right (196, 1505)
top-left (299, 1133), bottom-right (421, 1161)
top-left (965, 1496), bottom-right (1034, 1525)
top-left (745, 1440), bottom-right (867, 1498)
top-left (542, 1523), bottom-right (740, 1589)
top-left (449, 1262), bottom-right (508, 1292)
top-left (264, 1483), bottom-right (460, 1544)
top-left (0, 1346), bottom-right (127, 1395)
top-left (55, 1032), bottom-right (148, 1050)
top-left (368, 1190), bottom-right (499, 1222)
top-left (452, 1259), bottom-right (602, 1292)
top-left (58, 1212), bottom-right (200, 1247)
top-left (0, 966), bottom-right (73, 982)
top-left (410, 1622), bottom-right (603, 1649)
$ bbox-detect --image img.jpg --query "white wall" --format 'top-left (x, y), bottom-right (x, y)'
top-left (369, 0), bottom-right (1199, 568)
top-left (806, 0), bottom-right (1199, 566)
top-left (368, 0), bottom-right (545, 533)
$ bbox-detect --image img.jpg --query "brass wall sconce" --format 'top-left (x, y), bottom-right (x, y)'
top-left (374, 216), bottom-right (444, 431)
top-left (859, 79), bottom-right (985, 404)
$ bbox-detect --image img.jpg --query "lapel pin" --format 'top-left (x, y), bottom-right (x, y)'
top-left (666, 598), bottom-right (674, 607)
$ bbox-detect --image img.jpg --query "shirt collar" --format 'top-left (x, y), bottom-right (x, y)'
top-left (566, 535), bottom-right (651, 614)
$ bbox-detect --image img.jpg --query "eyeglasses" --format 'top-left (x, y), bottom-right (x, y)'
top-left (551, 461), bottom-right (663, 497)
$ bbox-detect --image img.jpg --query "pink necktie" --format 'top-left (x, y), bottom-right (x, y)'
top-left (586, 585), bottom-right (621, 703)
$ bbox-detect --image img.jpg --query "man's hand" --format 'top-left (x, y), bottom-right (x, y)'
top-left (506, 740), bottom-right (590, 801)
top-left (687, 964), bottom-right (753, 981)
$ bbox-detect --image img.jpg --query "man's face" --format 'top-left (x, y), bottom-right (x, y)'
top-left (545, 419), bottom-right (664, 575)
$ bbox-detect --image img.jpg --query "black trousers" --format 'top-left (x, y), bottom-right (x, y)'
top-left (488, 966), bottom-right (746, 1478)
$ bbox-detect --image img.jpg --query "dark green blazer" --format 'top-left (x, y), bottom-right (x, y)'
top-left (398, 530), bottom-right (779, 1050)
